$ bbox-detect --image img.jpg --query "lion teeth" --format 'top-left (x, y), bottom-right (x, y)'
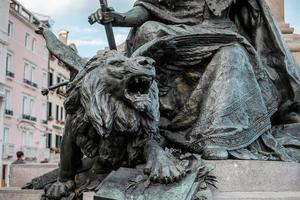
top-left (135, 77), bottom-right (139, 83)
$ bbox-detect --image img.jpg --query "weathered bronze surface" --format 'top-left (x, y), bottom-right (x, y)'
top-left (27, 0), bottom-right (300, 199)
top-left (94, 168), bottom-right (200, 200)
top-left (89, 0), bottom-right (300, 161)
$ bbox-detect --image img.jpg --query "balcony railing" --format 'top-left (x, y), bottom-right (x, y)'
top-left (23, 79), bottom-right (38, 88)
top-left (48, 116), bottom-right (54, 121)
top-left (22, 114), bottom-right (37, 122)
top-left (21, 146), bottom-right (38, 159)
top-left (5, 109), bottom-right (13, 116)
top-left (38, 148), bottom-right (50, 161)
top-left (6, 71), bottom-right (15, 78)
top-left (2, 143), bottom-right (15, 158)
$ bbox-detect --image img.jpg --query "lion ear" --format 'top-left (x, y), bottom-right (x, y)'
top-left (80, 68), bottom-right (115, 137)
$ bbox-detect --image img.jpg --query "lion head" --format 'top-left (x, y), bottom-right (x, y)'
top-left (65, 51), bottom-right (160, 138)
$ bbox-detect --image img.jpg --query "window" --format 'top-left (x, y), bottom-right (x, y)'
top-left (31, 65), bottom-right (36, 83)
top-left (46, 133), bottom-right (52, 148)
top-left (22, 96), bottom-right (28, 115)
top-left (48, 71), bottom-right (53, 86)
top-left (60, 107), bottom-right (64, 121)
top-left (25, 33), bottom-right (30, 48)
top-left (42, 103), bottom-right (47, 122)
top-left (24, 62), bottom-right (36, 85)
top-left (42, 72), bottom-right (47, 89)
top-left (31, 38), bottom-right (36, 52)
top-left (22, 131), bottom-right (33, 146)
top-left (30, 99), bottom-right (35, 117)
top-left (56, 105), bottom-right (59, 120)
top-left (7, 21), bottom-right (13, 37)
top-left (56, 76), bottom-right (61, 84)
top-left (48, 102), bottom-right (52, 118)
top-left (24, 63), bottom-right (30, 80)
top-left (4, 89), bottom-right (11, 110)
top-left (40, 133), bottom-right (47, 148)
top-left (3, 127), bottom-right (9, 144)
top-left (5, 53), bottom-right (12, 72)
top-left (43, 46), bottom-right (48, 59)
top-left (22, 95), bottom-right (35, 117)
top-left (55, 135), bottom-right (62, 148)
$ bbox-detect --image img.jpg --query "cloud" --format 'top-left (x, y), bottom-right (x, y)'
top-left (64, 26), bottom-right (99, 34)
top-left (18, 0), bottom-right (136, 16)
top-left (18, 0), bottom-right (91, 16)
top-left (69, 39), bottom-right (106, 46)
top-left (115, 33), bottom-right (128, 45)
top-left (70, 33), bottom-right (128, 47)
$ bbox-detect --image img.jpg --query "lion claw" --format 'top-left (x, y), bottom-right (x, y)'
top-left (44, 180), bottom-right (75, 200)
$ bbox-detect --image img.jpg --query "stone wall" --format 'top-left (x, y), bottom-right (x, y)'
top-left (9, 164), bottom-right (57, 187)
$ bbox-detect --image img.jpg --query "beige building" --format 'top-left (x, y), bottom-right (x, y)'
top-left (267, 0), bottom-right (300, 65)
top-left (46, 30), bottom-right (74, 153)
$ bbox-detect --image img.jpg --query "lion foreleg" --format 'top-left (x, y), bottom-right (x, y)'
top-left (44, 115), bottom-right (83, 199)
top-left (59, 115), bottom-right (84, 182)
top-left (143, 139), bottom-right (185, 184)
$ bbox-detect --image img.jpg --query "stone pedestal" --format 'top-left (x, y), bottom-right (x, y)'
top-left (0, 188), bottom-right (43, 200)
top-left (94, 168), bottom-right (199, 200)
top-left (204, 160), bottom-right (300, 200)
top-left (266, 0), bottom-right (300, 65)
top-left (1, 161), bottom-right (300, 200)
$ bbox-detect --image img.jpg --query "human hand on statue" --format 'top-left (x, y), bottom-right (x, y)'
top-left (43, 180), bottom-right (75, 200)
top-left (88, 8), bottom-right (124, 25)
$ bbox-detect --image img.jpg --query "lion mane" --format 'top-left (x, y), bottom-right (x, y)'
top-left (64, 51), bottom-right (160, 141)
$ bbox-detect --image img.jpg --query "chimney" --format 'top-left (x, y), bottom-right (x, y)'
top-left (58, 29), bottom-right (69, 45)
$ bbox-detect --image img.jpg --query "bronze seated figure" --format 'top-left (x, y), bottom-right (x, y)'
top-left (27, 0), bottom-right (300, 199)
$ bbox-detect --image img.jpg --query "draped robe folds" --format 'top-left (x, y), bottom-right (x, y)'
top-left (126, 0), bottom-right (300, 161)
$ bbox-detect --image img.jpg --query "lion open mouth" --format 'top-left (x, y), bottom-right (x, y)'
top-left (125, 75), bottom-right (153, 112)
top-left (127, 75), bottom-right (153, 95)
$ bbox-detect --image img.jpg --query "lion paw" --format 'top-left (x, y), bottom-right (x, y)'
top-left (144, 152), bottom-right (186, 184)
top-left (44, 180), bottom-right (75, 200)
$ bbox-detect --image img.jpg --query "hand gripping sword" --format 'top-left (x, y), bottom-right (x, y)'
top-left (99, 0), bottom-right (117, 50)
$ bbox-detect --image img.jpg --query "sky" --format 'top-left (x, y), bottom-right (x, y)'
top-left (18, 0), bottom-right (300, 58)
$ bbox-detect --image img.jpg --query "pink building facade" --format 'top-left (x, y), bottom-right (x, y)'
top-left (3, 0), bottom-right (51, 174)
top-left (0, 0), bottom-right (10, 186)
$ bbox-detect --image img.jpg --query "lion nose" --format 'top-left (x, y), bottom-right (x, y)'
top-left (138, 60), bottom-right (150, 66)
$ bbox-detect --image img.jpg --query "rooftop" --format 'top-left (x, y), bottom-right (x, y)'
top-left (9, 0), bottom-right (53, 29)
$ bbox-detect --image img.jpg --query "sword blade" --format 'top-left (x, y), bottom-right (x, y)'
top-left (99, 0), bottom-right (117, 50)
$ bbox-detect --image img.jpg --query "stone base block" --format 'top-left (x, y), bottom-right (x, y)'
top-left (0, 188), bottom-right (95, 200)
top-left (9, 164), bottom-right (58, 187)
top-left (213, 192), bottom-right (300, 200)
top-left (0, 188), bottom-right (42, 200)
top-left (1, 161), bottom-right (299, 200)
top-left (204, 160), bottom-right (300, 192)
top-left (83, 192), bottom-right (94, 200)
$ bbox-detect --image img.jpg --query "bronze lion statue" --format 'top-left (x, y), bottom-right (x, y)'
top-left (42, 50), bottom-right (186, 199)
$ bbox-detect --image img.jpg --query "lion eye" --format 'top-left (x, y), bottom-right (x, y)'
top-left (107, 59), bottom-right (125, 66)
top-left (107, 67), bottom-right (124, 79)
